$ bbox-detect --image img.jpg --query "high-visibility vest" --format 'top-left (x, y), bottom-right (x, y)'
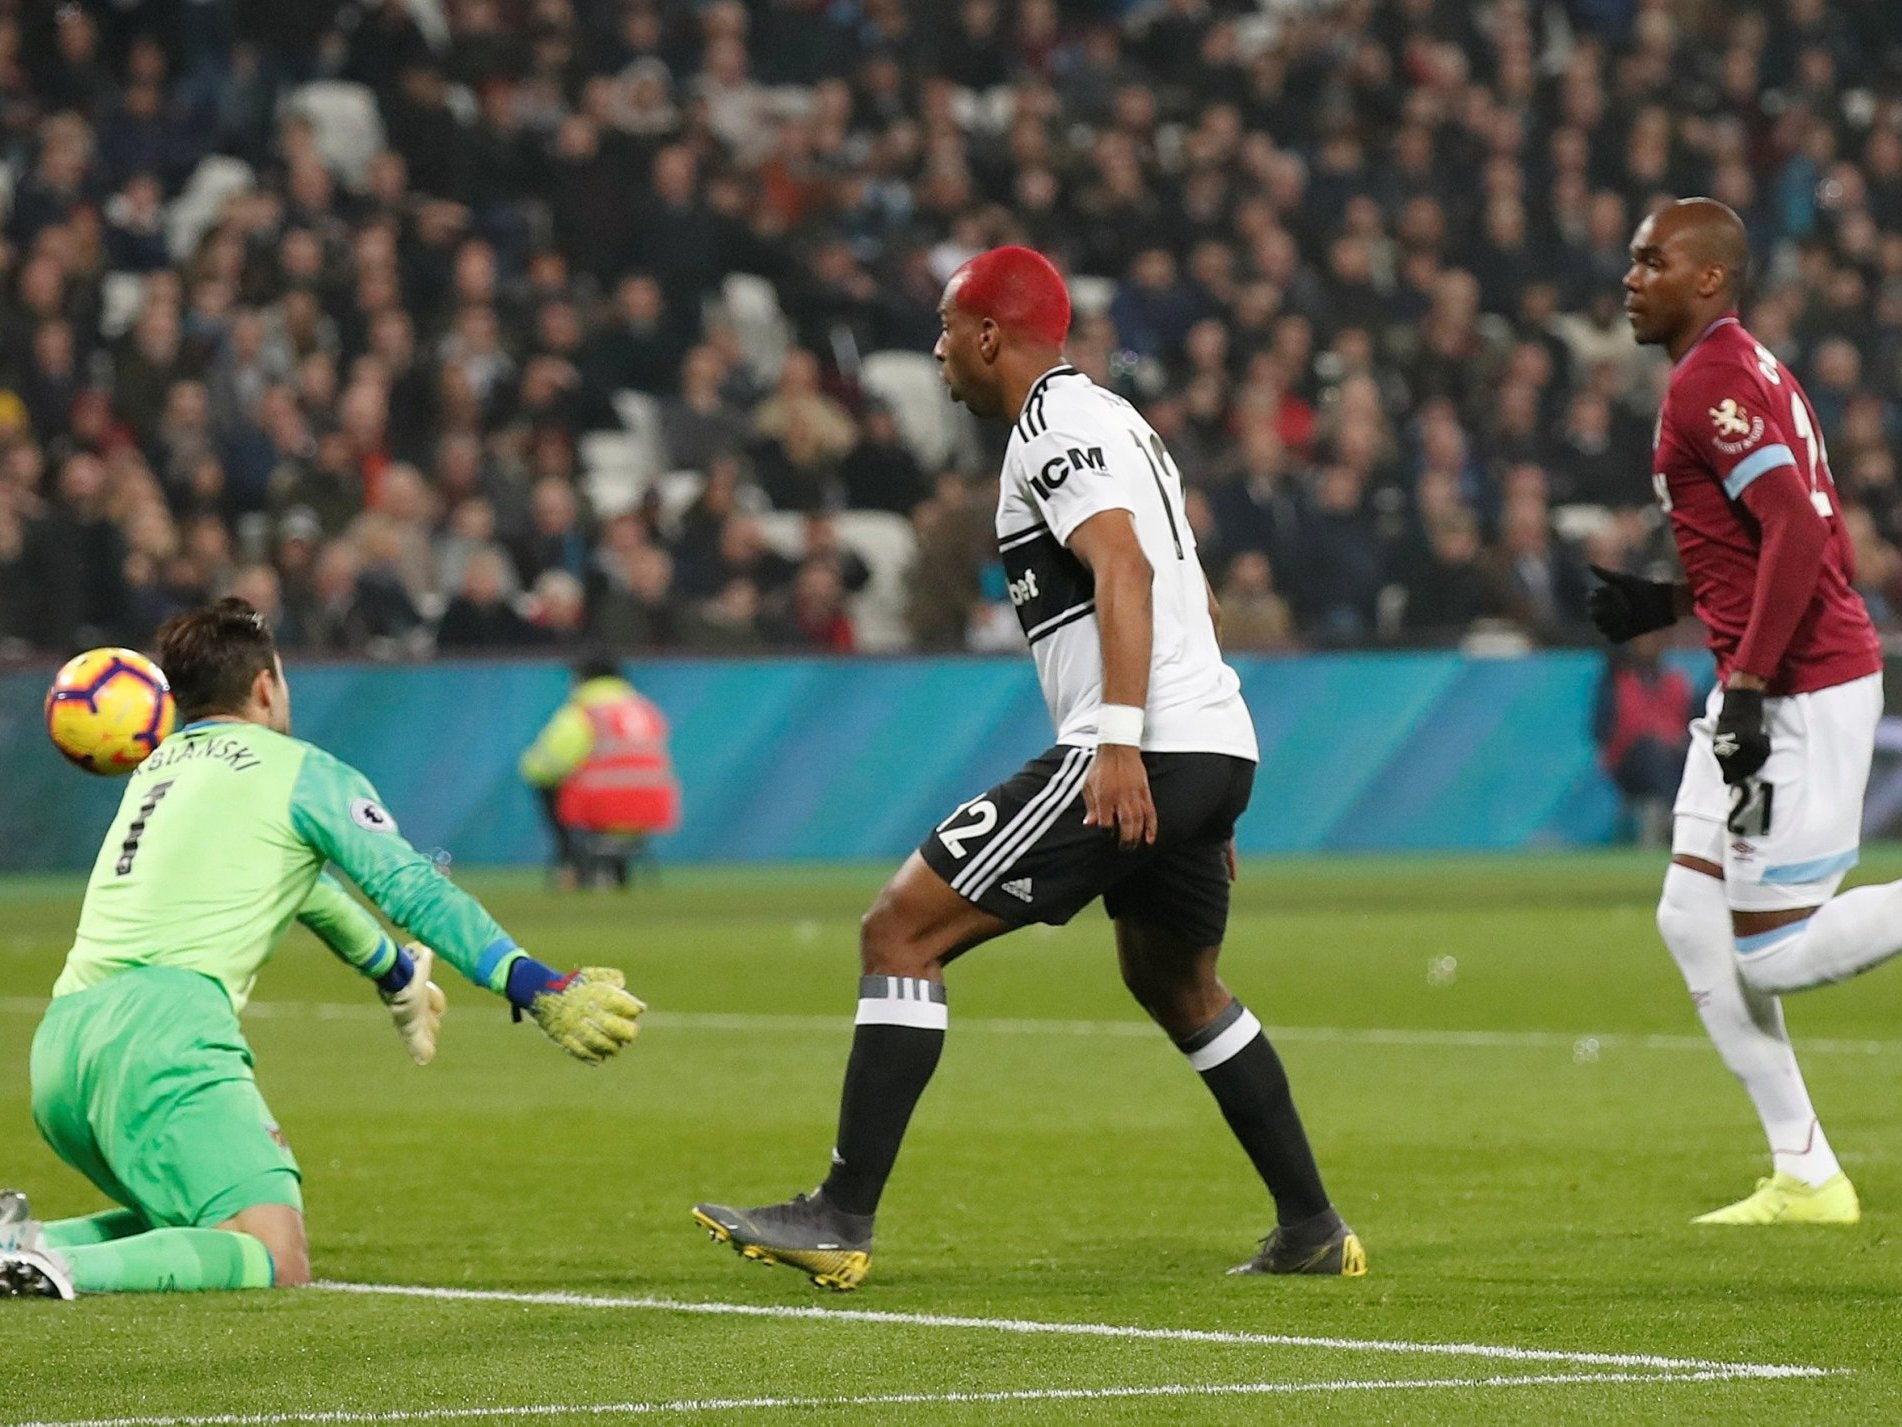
top-left (1601, 666), bottom-right (1692, 771)
top-left (556, 691), bottom-right (682, 834)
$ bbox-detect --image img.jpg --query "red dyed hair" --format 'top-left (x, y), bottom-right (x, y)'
top-left (949, 245), bottom-right (1071, 347)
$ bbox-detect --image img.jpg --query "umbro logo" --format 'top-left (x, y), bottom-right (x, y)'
top-left (1001, 878), bottom-right (1034, 903)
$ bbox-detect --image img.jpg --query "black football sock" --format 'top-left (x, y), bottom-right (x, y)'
top-left (820, 975), bottom-right (947, 1217)
top-left (1176, 1000), bottom-right (1332, 1225)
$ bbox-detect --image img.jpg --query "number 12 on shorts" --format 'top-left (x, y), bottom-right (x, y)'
top-left (937, 798), bottom-right (997, 859)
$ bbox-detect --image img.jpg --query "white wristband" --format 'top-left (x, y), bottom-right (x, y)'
top-left (1095, 703), bottom-right (1145, 747)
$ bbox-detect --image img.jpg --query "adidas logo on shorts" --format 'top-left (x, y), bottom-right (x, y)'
top-left (1001, 878), bottom-right (1034, 903)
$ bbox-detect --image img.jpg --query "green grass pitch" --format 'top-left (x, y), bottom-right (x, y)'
top-left (7, 851), bottom-right (1902, 1424)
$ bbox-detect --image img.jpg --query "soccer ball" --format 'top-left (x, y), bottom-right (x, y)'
top-left (44, 648), bottom-right (178, 776)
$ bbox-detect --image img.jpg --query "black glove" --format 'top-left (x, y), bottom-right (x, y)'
top-left (1587, 565), bottom-right (1678, 643)
top-left (1711, 686), bottom-right (1770, 786)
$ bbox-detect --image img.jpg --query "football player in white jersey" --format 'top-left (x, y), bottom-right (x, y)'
top-left (693, 247), bottom-right (1362, 1288)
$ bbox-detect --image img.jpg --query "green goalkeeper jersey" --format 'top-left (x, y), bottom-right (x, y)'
top-left (53, 718), bottom-right (525, 1011)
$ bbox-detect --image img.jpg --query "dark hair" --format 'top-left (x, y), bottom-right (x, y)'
top-left (155, 597), bottom-right (279, 722)
top-left (575, 648), bottom-right (622, 683)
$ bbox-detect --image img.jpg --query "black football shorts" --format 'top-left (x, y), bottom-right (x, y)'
top-left (918, 745), bottom-right (1255, 947)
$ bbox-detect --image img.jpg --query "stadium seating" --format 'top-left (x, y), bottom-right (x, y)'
top-left (283, 83), bottom-right (385, 191)
top-left (860, 351), bottom-right (967, 472)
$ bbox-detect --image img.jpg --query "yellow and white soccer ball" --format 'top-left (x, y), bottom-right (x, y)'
top-left (44, 647), bottom-right (177, 776)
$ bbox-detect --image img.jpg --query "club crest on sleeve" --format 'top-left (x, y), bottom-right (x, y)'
top-left (350, 797), bottom-right (398, 833)
top-left (1708, 398), bottom-right (1763, 454)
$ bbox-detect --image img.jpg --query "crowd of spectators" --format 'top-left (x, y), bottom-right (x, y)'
top-left (0, 0), bottom-right (1899, 661)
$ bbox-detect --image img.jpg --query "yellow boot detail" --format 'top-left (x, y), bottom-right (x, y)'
top-left (1692, 1171), bottom-right (1861, 1225)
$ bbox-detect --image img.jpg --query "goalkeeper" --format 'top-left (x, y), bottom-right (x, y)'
top-left (1, 598), bottom-right (645, 1300)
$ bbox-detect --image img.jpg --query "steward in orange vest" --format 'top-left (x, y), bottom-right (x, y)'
top-left (521, 656), bottom-right (681, 882)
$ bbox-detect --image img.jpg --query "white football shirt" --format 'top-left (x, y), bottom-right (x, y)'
top-left (995, 365), bottom-right (1258, 761)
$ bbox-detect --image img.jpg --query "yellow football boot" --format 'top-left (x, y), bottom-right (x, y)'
top-left (1692, 1171), bottom-right (1861, 1225)
top-left (1229, 1209), bottom-right (1368, 1276)
top-left (693, 1191), bottom-right (873, 1290)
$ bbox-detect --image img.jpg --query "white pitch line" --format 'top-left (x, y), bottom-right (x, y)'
top-left (0, 1369), bottom-right (1827, 1427)
top-left (4, 997), bottom-right (1901, 1057)
top-left (313, 1281), bottom-right (1829, 1381)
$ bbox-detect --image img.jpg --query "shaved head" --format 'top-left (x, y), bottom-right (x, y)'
top-left (1624, 197), bottom-right (1753, 356)
top-left (1661, 197), bottom-right (1751, 299)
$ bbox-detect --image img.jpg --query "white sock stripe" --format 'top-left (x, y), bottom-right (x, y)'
top-left (1186, 1009), bottom-right (1262, 1072)
top-left (954, 749), bottom-right (1093, 899)
top-left (857, 975), bottom-right (944, 1005)
top-left (950, 748), bottom-right (1086, 896)
top-left (1174, 1000), bottom-right (1245, 1056)
top-left (855, 998), bottom-right (949, 1030)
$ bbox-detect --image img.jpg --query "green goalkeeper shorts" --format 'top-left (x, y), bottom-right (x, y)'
top-left (30, 966), bottom-right (303, 1228)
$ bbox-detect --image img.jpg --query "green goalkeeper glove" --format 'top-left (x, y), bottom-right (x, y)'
top-left (379, 942), bottom-right (446, 1065)
top-left (528, 966), bottom-right (646, 1064)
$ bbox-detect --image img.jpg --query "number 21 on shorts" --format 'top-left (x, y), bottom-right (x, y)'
top-left (1728, 780), bottom-right (1774, 838)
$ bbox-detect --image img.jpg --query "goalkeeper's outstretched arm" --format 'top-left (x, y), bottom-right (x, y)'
top-left (288, 745), bottom-right (644, 1063)
top-left (298, 872), bottom-right (403, 982)
top-left (296, 873), bottom-right (445, 1064)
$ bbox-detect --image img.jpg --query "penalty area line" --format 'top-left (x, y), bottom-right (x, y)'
top-left (0, 1368), bottom-right (1828, 1427)
top-left (313, 1281), bottom-right (1831, 1381)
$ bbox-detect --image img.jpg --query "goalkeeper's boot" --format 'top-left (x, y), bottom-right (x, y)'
top-left (0, 1249), bottom-right (74, 1300)
top-left (0, 1192), bottom-right (42, 1254)
top-left (692, 1189), bottom-right (873, 1290)
top-left (1692, 1171), bottom-right (1861, 1225)
top-left (1229, 1207), bottom-right (1367, 1277)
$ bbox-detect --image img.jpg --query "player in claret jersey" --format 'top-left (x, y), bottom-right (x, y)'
top-left (1592, 197), bottom-right (1902, 1225)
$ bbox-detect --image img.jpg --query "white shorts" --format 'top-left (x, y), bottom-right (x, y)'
top-left (1672, 672), bottom-right (1882, 912)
